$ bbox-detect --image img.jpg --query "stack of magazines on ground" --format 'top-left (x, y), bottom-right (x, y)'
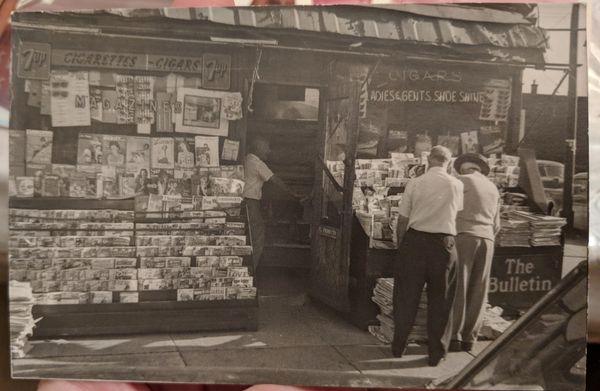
top-left (369, 279), bottom-right (513, 345)
top-left (9, 281), bottom-right (36, 358)
top-left (369, 278), bottom-right (427, 344)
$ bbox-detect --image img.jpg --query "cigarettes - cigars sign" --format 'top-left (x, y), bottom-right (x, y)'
top-left (17, 42), bottom-right (231, 88)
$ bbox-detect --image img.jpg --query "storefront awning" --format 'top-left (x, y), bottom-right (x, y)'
top-left (130, 5), bottom-right (548, 65)
top-left (20, 5), bottom-right (548, 66)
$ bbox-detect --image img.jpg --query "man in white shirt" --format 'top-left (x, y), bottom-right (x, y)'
top-left (393, 145), bottom-right (464, 366)
top-left (243, 137), bottom-right (298, 271)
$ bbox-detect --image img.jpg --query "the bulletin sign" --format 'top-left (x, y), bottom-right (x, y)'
top-left (488, 247), bottom-right (563, 313)
top-left (17, 42), bottom-right (51, 80)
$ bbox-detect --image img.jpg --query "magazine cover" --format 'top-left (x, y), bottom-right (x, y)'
top-left (479, 125), bottom-right (505, 154)
top-left (148, 168), bottom-right (174, 195)
top-left (102, 135), bottom-right (127, 168)
top-left (175, 137), bottom-right (196, 169)
top-left (119, 171), bottom-right (137, 198)
top-left (151, 137), bottom-right (175, 169)
top-left (460, 130), bottom-right (480, 154)
top-left (195, 135), bottom-right (219, 167)
top-left (68, 172), bottom-right (88, 198)
top-left (437, 134), bottom-right (460, 156)
top-left (7, 3), bottom-right (590, 391)
top-left (10, 130), bottom-right (26, 175)
top-left (125, 136), bottom-right (151, 171)
top-left (41, 174), bottom-right (60, 197)
top-left (414, 133), bottom-right (432, 157)
top-left (25, 129), bottom-right (53, 165)
top-left (15, 176), bottom-right (34, 197)
top-left (77, 133), bottom-right (104, 166)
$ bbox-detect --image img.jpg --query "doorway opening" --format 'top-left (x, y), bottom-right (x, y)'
top-left (246, 82), bottom-right (322, 298)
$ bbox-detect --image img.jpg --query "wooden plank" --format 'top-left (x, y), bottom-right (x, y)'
top-left (9, 197), bottom-right (135, 210)
top-left (33, 299), bottom-right (257, 315)
top-left (31, 304), bottom-right (259, 338)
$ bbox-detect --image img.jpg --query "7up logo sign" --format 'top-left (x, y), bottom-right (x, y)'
top-left (17, 42), bottom-right (51, 80)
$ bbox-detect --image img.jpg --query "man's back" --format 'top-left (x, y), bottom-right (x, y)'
top-left (399, 167), bottom-right (464, 236)
top-left (456, 172), bottom-right (500, 241)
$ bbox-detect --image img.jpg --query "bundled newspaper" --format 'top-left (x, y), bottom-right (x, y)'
top-left (498, 209), bottom-right (566, 247)
top-left (369, 278), bottom-right (427, 344)
top-left (9, 281), bottom-right (37, 358)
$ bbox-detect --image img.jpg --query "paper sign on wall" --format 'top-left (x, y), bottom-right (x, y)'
top-left (50, 71), bottom-right (91, 127)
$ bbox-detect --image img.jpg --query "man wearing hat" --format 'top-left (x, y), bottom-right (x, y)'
top-left (450, 153), bottom-right (500, 353)
top-left (392, 145), bottom-right (463, 366)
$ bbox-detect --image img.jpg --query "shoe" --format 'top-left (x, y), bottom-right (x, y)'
top-left (391, 345), bottom-right (406, 358)
top-left (449, 340), bottom-right (462, 352)
top-left (462, 341), bottom-right (474, 352)
top-left (429, 355), bottom-right (446, 366)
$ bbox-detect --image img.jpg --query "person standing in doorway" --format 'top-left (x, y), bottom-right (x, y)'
top-left (243, 137), bottom-right (299, 272)
top-left (450, 153), bottom-right (500, 353)
top-left (392, 145), bottom-right (463, 366)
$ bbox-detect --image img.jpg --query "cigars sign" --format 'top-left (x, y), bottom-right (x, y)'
top-left (17, 42), bottom-right (231, 89)
top-left (488, 251), bottom-right (562, 311)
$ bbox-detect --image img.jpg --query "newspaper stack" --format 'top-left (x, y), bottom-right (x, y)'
top-left (510, 211), bottom-right (566, 247)
top-left (369, 278), bottom-right (427, 344)
top-left (497, 212), bottom-right (531, 247)
top-left (9, 281), bottom-right (36, 358)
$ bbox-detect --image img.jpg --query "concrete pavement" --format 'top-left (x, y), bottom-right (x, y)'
top-left (12, 297), bottom-right (486, 387)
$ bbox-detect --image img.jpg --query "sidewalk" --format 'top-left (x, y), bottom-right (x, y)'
top-left (12, 295), bottom-right (487, 387)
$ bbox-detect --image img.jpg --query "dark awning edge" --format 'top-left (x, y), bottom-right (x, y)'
top-left (13, 5), bottom-right (549, 67)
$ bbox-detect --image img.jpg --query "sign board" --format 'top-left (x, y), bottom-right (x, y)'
top-left (202, 53), bottom-right (231, 90)
top-left (51, 49), bottom-right (206, 75)
top-left (318, 225), bottom-right (338, 239)
top-left (17, 42), bottom-right (51, 80)
top-left (14, 43), bottom-right (232, 88)
top-left (488, 247), bottom-right (563, 313)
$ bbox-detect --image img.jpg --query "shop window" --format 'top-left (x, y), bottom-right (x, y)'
top-left (252, 84), bottom-right (320, 121)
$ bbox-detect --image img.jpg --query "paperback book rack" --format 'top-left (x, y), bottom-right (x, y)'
top-left (9, 197), bottom-right (259, 338)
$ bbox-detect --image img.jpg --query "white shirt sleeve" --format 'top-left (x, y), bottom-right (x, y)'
top-left (456, 180), bottom-right (464, 212)
top-left (256, 159), bottom-right (274, 182)
top-left (398, 180), bottom-right (414, 217)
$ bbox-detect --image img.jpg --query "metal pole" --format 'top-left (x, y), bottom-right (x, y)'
top-left (562, 3), bottom-right (579, 228)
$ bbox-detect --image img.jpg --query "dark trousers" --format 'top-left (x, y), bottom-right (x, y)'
top-left (245, 199), bottom-right (265, 272)
top-left (392, 229), bottom-right (458, 361)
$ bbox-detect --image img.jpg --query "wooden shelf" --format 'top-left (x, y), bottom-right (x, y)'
top-left (9, 197), bottom-right (135, 210)
top-left (31, 299), bottom-right (259, 338)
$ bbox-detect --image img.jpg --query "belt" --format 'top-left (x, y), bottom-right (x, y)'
top-left (408, 228), bottom-right (454, 238)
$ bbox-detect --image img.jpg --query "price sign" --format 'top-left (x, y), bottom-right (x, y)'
top-left (17, 42), bottom-right (51, 80)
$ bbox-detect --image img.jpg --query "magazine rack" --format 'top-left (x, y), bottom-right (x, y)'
top-left (9, 197), bottom-right (259, 339)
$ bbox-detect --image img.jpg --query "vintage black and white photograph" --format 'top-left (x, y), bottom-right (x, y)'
top-left (4, 2), bottom-right (590, 390)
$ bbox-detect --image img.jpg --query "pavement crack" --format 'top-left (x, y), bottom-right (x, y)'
top-left (331, 345), bottom-right (362, 374)
top-left (170, 334), bottom-right (190, 367)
